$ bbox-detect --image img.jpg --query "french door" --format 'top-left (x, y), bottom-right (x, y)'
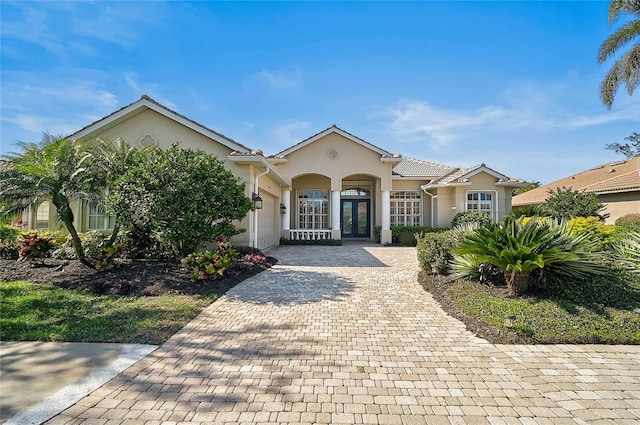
top-left (341, 199), bottom-right (370, 238)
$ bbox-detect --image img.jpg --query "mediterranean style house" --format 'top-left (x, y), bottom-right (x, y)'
top-left (25, 95), bottom-right (526, 249)
top-left (513, 157), bottom-right (640, 224)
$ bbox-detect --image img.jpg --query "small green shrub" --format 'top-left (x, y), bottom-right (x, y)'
top-left (451, 211), bottom-right (492, 228)
top-left (181, 237), bottom-right (239, 280)
top-left (390, 225), bottom-right (444, 246)
top-left (616, 213), bottom-right (640, 231)
top-left (0, 225), bottom-right (21, 242)
top-left (374, 226), bottom-right (381, 243)
top-left (18, 230), bottom-right (56, 261)
top-left (416, 229), bottom-right (467, 275)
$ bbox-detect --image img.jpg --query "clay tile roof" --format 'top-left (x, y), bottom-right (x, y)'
top-left (393, 158), bottom-right (455, 178)
top-left (513, 157), bottom-right (640, 206)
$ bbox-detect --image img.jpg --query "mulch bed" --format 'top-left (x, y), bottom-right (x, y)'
top-left (0, 257), bottom-right (276, 297)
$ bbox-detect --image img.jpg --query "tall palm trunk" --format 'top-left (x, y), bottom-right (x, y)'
top-left (52, 197), bottom-right (93, 268)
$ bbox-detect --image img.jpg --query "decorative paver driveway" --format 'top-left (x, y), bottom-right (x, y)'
top-left (48, 243), bottom-right (640, 424)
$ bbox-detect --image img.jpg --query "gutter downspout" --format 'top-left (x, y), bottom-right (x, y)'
top-left (253, 167), bottom-right (270, 249)
top-left (422, 189), bottom-right (436, 228)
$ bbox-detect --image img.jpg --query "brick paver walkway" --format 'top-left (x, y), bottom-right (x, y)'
top-left (48, 243), bottom-right (640, 424)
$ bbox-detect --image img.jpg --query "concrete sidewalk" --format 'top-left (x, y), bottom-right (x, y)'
top-left (0, 342), bottom-right (156, 425)
top-left (4, 243), bottom-right (640, 424)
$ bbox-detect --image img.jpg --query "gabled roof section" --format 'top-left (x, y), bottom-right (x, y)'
top-left (69, 95), bottom-right (252, 153)
top-left (270, 124), bottom-right (401, 160)
top-left (513, 157), bottom-right (640, 206)
top-left (392, 158), bottom-right (454, 178)
top-left (422, 163), bottom-right (525, 189)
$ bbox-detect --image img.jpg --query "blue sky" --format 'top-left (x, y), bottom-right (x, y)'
top-left (1, 1), bottom-right (638, 184)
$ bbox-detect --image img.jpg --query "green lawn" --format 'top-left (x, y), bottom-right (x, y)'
top-left (444, 273), bottom-right (640, 344)
top-left (0, 281), bottom-right (216, 344)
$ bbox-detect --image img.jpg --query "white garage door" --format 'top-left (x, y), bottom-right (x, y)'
top-left (257, 192), bottom-right (277, 250)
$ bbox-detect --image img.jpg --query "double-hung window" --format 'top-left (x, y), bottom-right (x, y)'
top-left (390, 191), bottom-right (422, 226)
top-left (297, 190), bottom-right (329, 229)
top-left (466, 191), bottom-right (495, 221)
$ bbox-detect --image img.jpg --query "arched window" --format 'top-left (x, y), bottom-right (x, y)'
top-left (36, 202), bottom-right (50, 229)
top-left (341, 187), bottom-right (369, 197)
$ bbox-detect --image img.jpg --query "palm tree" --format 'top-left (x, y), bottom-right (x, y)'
top-left (0, 136), bottom-right (100, 265)
top-left (81, 138), bottom-right (140, 247)
top-left (598, 0), bottom-right (640, 108)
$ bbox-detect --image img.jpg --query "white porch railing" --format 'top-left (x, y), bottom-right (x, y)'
top-left (289, 229), bottom-right (332, 240)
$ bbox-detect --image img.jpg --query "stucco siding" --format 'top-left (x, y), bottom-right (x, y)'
top-left (600, 192), bottom-right (640, 224)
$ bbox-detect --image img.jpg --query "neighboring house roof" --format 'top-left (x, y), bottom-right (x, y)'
top-left (392, 158), bottom-right (454, 178)
top-left (512, 157), bottom-right (640, 206)
top-left (69, 95), bottom-right (252, 154)
top-left (270, 124), bottom-right (402, 162)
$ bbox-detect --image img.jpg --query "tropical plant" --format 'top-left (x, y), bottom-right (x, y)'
top-left (181, 237), bottom-right (240, 280)
top-left (567, 216), bottom-right (620, 249)
top-left (512, 180), bottom-right (541, 196)
top-left (544, 187), bottom-right (608, 221)
top-left (606, 132), bottom-right (640, 158)
top-left (17, 230), bottom-right (56, 262)
top-left (614, 231), bottom-right (640, 274)
top-left (451, 211), bottom-right (493, 228)
top-left (452, 217), bottom-right (608, 295)
top-left (598, 0), bottom-right (640, 108)
top-left (110, 144), bottom-right (253, 259)
top-left (0, 136), bottom-right (101, 265)
top-left (81, 138), bottom-right (142, 247)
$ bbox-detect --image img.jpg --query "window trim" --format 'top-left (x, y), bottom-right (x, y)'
top-left (87, 202), bottom-right (116, 231)
top-left (36, 202), bottom-right (50, 229)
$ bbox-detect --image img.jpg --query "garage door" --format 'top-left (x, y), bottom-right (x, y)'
top-left (257, 192), bottom-right (276, 249)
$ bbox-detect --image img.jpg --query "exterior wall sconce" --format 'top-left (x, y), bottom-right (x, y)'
top-left (280, 203), bottom-right (287, 214)
top-left (252, 193), bottom-right (263, 210)
top-left (504, 314), bottom-right (516, 328)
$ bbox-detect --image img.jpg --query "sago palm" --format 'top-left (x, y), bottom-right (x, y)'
top-left (598, 0), bottom-right (640, 108)
top-left (0, 137), bottom-right (101, 265)
top-left (452, 217), bottom-right (608, 295)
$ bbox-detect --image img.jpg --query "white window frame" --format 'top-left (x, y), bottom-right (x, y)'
top-left (465, 190), bottom-right (498, 222)
top-left (88, 202), bottom-right (116, 231)
top-left (390, 191), bottom-right (422, 226)
top-left (36, 202), bottom-right (50, 229)
top-left (296, 190), bottom-right (330, 229)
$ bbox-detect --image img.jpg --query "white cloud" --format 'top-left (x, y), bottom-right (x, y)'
top-left (372, 99), bottom-right (509, 149)
top-left (255, 67), bottom-right (301, 89)
top-left (270, 120), bottom-right (312, 147)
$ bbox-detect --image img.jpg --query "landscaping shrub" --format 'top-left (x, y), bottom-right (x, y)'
top-left (416, 229), bottom-right (468, 275)
top-left (181, 237), bottom-right (240, 281)
top-left (0, 225), bottom-right (21, 260)
top-left (391, 225), bottom-right (443, 246)
top-left (110, 144), bottom-right (253, 259)
top-left (17, 230), bottom-right (56, 261)
top-left (567, 216), bottom-right (620, 249)
top-left (616, 213), bottom-right (640, 231)
top-left (52, 231), bottom-right (113, 260)
top-left (544, 187), bottom-right (608, 221)
top-left (451, 211), bottom-right (492, 228)
top-left (452, 217), bottom-right (609, 295)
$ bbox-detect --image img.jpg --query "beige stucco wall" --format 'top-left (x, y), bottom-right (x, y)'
top-left (85, 108), bottom-right (245, 175)
top-left (600, 191), bottom-right (640, 224)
